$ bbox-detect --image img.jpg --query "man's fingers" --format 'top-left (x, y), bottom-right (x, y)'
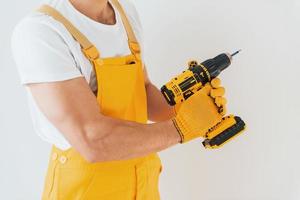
top-left (219, 105), bottom-right (227, 116)
top-left (210, 87), bottom-right (225, 98)
top-left (200, 83), bottom-right (213, 95)
top-left (215, 96), bottom-right (227, 107)
top-left (211, 78), bottom-right (221, 88)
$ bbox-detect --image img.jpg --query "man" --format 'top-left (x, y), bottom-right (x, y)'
top-left (11, 0), bottom-right (228, 199)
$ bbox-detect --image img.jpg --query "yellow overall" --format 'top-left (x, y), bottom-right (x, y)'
top-left (38, 1), bottom-right (162, 199)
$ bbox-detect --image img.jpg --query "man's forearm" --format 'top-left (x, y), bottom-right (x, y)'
top-left (146, 83), bottom-right (176, 122)
top-left (83, 115), bottom-right (181, 163)
top-left (28, 77), bottom-right (180, 163)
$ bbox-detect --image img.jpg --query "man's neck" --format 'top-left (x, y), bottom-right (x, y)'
top-left (69, 0), bottom-right (116, 25)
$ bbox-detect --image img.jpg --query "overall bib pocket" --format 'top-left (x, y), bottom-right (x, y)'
top-left (96, 63), bottom-right (139, 120)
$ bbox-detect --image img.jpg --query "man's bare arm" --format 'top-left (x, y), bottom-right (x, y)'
top-left (143, 66), bottom-right (176, 122)
top-left (28, 77), bottom-right (181, 163)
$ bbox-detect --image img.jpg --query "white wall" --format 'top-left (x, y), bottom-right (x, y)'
top-left (1, 0), bottom-right (299, 199)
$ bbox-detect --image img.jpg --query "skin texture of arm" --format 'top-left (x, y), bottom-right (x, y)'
top-left (27, 77), bottom-right (181, 163)
top-left (143, 66), bottom-right (176, 122)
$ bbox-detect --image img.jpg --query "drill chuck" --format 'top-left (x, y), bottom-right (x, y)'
top-left (189, 53), bottom-right (232, 86)
top-left (201, 53), bottom-right (231, 78)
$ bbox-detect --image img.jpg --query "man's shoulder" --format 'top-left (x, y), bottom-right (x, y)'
top-left (12, 10), bottom-right (71, 46)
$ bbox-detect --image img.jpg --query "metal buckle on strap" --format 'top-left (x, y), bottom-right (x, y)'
top-left (129, 42), bottom-right (141, 61)
top-left (82, 46), bottom-right (100, 61)
top-left (82, 45), bottom-right (104, 66)
top-left (92, 58), bottom-right (104, 66)
top-left (129, 42), bottom-right (141, 53)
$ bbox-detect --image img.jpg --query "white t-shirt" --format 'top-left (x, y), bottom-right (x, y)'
top-left (11, 0), bottom-right (144, 150)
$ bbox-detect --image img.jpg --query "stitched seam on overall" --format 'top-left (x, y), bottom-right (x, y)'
top-left (134, 165), bottom-right (138, 200)
top-left (56, 165), bottom-right (95, 199)
top-left (47, 162), bottom-right (58, 199)
top-left (57, 166), bottom-right (62, 199)
top-left (79, 167), bottom-right (97, 200)
top-left (125, 63), bottom-right (139, 117)
top-left (97, 67), bottom-right (104, 110)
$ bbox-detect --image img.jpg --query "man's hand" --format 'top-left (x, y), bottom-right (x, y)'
top-left (172, 78), bottom-right (227, 143)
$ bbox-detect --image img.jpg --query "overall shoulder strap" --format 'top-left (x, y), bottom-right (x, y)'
top-left (37, 2), bottom-right (141, 60)
top-left (110, 0), bottom-right (141, 56)
top-left (37, 5), bottom-right (100, 61)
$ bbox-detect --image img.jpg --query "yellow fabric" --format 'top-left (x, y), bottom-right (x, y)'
top-left (43, 146), bottom-right (162, 200)
top-left (39, 1), bottom-right (162, 200)
top-left (172, 78), bottom-right (227, 143)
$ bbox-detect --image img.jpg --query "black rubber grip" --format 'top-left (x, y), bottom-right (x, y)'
top-left (161, 85), bottom-right (176, 106)
top-left (203, 116), bottom-right (246, 147)
top-left (201, 53), bottom-right (231, 78)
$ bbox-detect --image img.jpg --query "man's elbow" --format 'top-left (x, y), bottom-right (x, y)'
top-left (80, 149), bottom-right (98, 163)
top-left (77, 122), bottom-right (117, 163)
top-left (81, 148), bottom-right (102, 163)
top-left (60, 121), bottom-right (109, 163)
top-left (77, 139), bottom-right (109, 163)
top-left (80, 142), bottom-right (126, 164)
top-left (60, 116), bottom-right (123, 163)
top-left (76, 130), bottom-right (111, 163)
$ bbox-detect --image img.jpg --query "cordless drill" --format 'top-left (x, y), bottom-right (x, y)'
top-left (161, 51), bottom-right (246, 149)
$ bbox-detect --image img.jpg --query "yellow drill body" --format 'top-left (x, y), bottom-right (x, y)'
top-left (163, 70), bottom-right (203, 105)
top-left (161, 53), bottom-right (246, 149)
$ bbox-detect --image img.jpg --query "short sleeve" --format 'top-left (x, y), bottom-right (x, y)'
top-left (11, 17), bottom-right (84, 85)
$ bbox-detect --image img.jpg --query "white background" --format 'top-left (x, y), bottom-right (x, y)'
top-left (1, 0), bottom-right (300, 199)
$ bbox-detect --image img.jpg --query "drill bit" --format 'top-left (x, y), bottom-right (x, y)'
top-left (231, 49), bottom-right (242, 57)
